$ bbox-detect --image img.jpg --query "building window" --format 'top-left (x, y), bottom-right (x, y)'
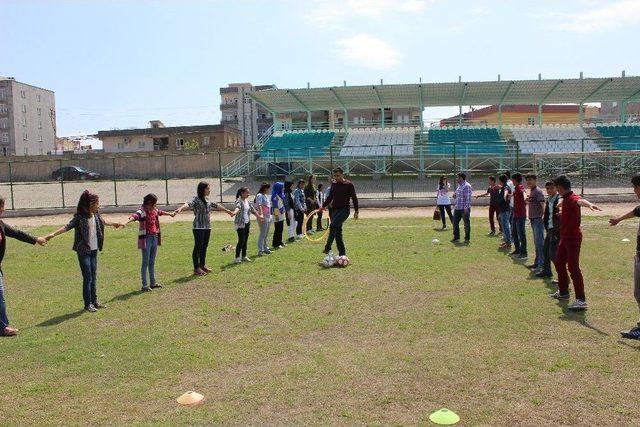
top-left (0, 118), bottom-right (8, 128)
top-left (22, 117), bottom-right (27, 126)
top-left (176, 138), bottom-right (185, 148)
top-left (36, 94), bottom-right (41, 102)
top-left (22, 104), bottom-right (27, 113)
top-left (117, 142), bottom-right (124, 149)
top-left (0, 104), bottom-right (6, 114)
top-left (1, 132), bottom-right (8, 143)
top-left (0, 89), bottom-right (6, 100)
top-left (24, 147), bottom-right (28, 155)
top-left (37, 107), bottom-right (42, 116)
top-left (138, 141), bottom-right (145, 148)
top-left (2, 147), bottom-right (7, 156)
top-left (123, 137), bottom-right (130, 144)
top-left (23, 132), bottom-right (28, 141)
top-left (527, 117), bottom-right (536, 126)
top-left (38, 135), bottom-right (43, 142)
top-left (38, 120), bottom-right (42, 129)
top-left (203, 136), bottom-right (210, 145)
top-left (20, 90), bottom-right (26, 99)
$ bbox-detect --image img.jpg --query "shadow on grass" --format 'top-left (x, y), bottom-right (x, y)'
top-left (557, 300), bottom-right (609, 336)
top-left (37, 309), bottom-right (84, 327)
top-left (108, 289), bottom-right (146, 303)
top-left (173, 274), bottom-right (201, 284)
top-left (617, 339), bottom-right (640, 350)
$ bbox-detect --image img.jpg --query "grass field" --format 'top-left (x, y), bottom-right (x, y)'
top-left (1, 215), bottom-right (640, 425)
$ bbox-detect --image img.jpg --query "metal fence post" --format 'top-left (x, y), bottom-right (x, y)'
top-left (515, 141), bottom-right (520, 171)
top-left (8, 161), bottom-right (14, 210)
top-left (59, 158), bottom-right (65, 208)
top-left (112, 157), bottom-right (118, 206)
top-left (164, 155), bottom-right (169, 205)
top-left (329, 146), bottom-right (334, 173)
top-left (580, 138), bottom-right (585, 197)
top-left (453, 144), bottom-right (457, 172)
top-left (218, 151), bottom-right (224, 204)
top-left (390, 145), bottom-right (395, 200)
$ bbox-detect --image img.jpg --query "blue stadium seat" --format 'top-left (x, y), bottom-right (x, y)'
top-left (595, 125), bottom-right (640, 151)
top-left (260, 131), bottom-right (335, 158)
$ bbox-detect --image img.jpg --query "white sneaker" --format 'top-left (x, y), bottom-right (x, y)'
top-left (568, 299), bottom-right (588, 310)
top-left (242, 257), bottom-right (252, 262)
top-left (296, 235), bottom-right (304, 240)
top-left (264, 248), bottom-right (272, 254)
top-left (234, 257), bottom-right (242, 264)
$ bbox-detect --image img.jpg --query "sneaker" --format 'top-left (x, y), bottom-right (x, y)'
top-left (464, 239), bottom-right (470, 244)
top-left (308, 230), bottom-right (315, 235)
top-left (242, 257), bottom-right (252, 262)
top-left (489, 231), bottom-right (495, 236)
top-left (509, 251), bottom-right (519, 256)
top-left (94, 302), bottom-right (107, 309)
top-left (517, 254), bottom-right (528, 260)
top-left (257, 251), bottom-right (264, 257)
top-left (621, 323), bottom-right (640, 340)
top-left (549, 290), bottom-right (570, 300)
top-left (234, 257), bottom-right (242, 264)
top-left (194, 268), bottom-right (207, 276)
top-left (141, 287), bottom-right (152, 292)
top-left (150, 284), bottom-right (163, 289)
top-left (316, 228), bottom-right (324, 232)
top-left (201, 266), bottom-right (213, 273)
top-left (296, 234), bottom-right (304, 240)
top-left (450, 238), bottom-right (460, 243)
top-left (552, 279), bottom-right (559, 285)
top-left (1, 326), bottom-right (18, 336)
top-left (499, 242), bottom-right (510, 248)
top-left (323, 248), bottom-right (330, 254)
top-left (288, 237), bottom-right (295, 243)
top-left (85, 304), bottom-right (98, 313)
top-left (526, 264), bottom-right (537, 269)
top-left (535, 271), bottom-right (553, 278)
top-left (568, 299), bottom-right (588, 311)
top-left (264, 249), bottom-right (272, 255)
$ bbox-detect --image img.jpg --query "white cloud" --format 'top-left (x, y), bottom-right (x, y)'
top-left (337, 33), bottom-right (402, 70)
top-left (555, 0), bottom-right (640, 33)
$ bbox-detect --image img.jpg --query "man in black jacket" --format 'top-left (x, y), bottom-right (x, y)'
top-left (536, 181), bottom-right (560, 279)
top-left (0, 197), bottom-right (47, 337)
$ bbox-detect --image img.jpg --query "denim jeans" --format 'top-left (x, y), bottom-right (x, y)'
top-left (257, 217), bottom-right (271, 252)
top-left (530, 218), bottom-right (545, 268)
top-left (0, 272), bottom-right (9, 328)
top-left (141, 234), bottom-right (158, 289)
top-left (325, 207), bottom-right (350, 256)
top-left (512, 216), bottom-right (527, 255)
top-left (236, 223), bottom-right (250, 258)
top-left (542, 231), bottom-right (559, 275)
top-left (500, 210), bottom-right (512, 244)
top-left (453, 208), bottom-right (471, 241)
top-left (77, 250), bottom-right (98, 307)
top-left (192, 229), bottom-right (211, 270)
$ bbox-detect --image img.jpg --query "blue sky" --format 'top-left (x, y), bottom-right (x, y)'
top-left (2, 0), bottom-right (640, 136)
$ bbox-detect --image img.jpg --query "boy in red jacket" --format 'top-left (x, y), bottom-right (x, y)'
top-left (549, 175), bottom-right (601, 310)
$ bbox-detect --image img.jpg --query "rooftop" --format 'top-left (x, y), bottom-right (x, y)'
top-left (97, 124), bottom-right (237, 138)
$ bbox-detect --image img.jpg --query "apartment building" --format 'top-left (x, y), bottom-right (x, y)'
top-left (0, 77), bottom-right (56, 156)
top-left (220, 83), bottom-right (275, 148)
top-left (97, 120), bottom-right (241, 153)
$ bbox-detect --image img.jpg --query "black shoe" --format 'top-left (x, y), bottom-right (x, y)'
top-left (464, 239), bottom-right (470, 244)
top-left (451, 238), bottom-right (459, 243)
top-left (510, 251), bottom-right (519, 256)
top-left (323, 248), bottom-right (330, 255)
top-left (141, 287), bottom-right (152, 292)
top-left (621, 323), bottom-right (640, 340)
top-left (535, 271), bottom-right (553, 278)
top-left (552, 279), bottom-right (559, 285)
top-left (526, 264), bottom-right (537, 269)
top-left (517, 254), bottom-right (528, 260)
top-left (85, 304), bottom-right (97, 313)
top-left (94, 302), bottom-right (107, 309)
top-left (288, 237), bottom-right (295, 243)
top-left (488, 231), bottom-right (495, 236)
top-left (150, 284), bottom-right (163, 289)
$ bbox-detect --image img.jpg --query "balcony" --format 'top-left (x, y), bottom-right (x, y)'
top-left (220, 87), bottom-right (239, 94)
top-left (220, 103), bottom-right (237, 110)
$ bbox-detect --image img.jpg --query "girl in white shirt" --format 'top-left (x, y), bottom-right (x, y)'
top-left (255, 182), bottom-right (272, 256)
top-left (436, 175), bottom-right (454, 230)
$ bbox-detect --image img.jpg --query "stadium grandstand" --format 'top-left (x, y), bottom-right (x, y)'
top-left (221, 75), bottom-right (640, 178)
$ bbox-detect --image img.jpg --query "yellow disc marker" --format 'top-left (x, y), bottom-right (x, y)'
top-left (176, 391), bottom-right (206, 406)
top-left (302, 208), bottom-right (331, 242)
top-left (429, 408), bottom-right (460, 425)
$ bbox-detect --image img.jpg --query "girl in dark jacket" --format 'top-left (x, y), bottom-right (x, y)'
top-left (0, 197), bottom-right (47, 337)
top-left (47, 191), bottom-right (122, 312)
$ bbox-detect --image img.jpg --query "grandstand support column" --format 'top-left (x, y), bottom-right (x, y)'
top-left (372, 85), bottom-right (385, 129)
top-left (498, 105), bottom-right (502, 131)
top-left (307, 111), bottom-right (312, 131)
top-left (497, 81), bottom-right (515, 132)
top-left (579, 103), bottom-right (584, 127)
top-left (380, 108), bottom-right (385, 129)
top-left (620, 101), bottom-right (627, 122)
top-left (390, 145), bottom-right (395, 200)
top-left (537, 104), bottom-right (542, 128)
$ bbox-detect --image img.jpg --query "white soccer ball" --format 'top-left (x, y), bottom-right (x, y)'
top-left (336, 255), bottom-right (350, 267)
top-left (322, 255), bottom-right (336, 268)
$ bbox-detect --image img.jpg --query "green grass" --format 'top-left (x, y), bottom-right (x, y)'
top-left (1, 217), bottom-right (640, 425)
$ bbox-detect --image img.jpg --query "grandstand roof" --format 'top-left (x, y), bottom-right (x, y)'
top-left (248, 76), bottom-right (640, 113)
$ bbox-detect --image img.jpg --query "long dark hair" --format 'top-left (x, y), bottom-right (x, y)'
top-left (284, 181), bottom-right (293, 194)
top-left (259, 182), bottom-right (271, 194)
top-left (236, 186), bottom-right (249, 200)
top-left (438, 175), bottom-right (447, 190)
top-left (76, 190), bottom-right (99, 218)
top-left (306, 174), bottom-right (316, 191)
top-left (197, 181), bottom-right (209, 204)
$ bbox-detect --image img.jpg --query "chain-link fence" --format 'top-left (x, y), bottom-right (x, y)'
top-left (0, 137), bottom-right (637, 211)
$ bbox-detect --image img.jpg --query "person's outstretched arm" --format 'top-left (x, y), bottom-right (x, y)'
top-left (46, 216), bottom-right (77, 240)
top-left (4, 223), bottom-right (46, 246)
top-left (610, 207), bottom-right (639, 225)
top-left (577, 198), bottom-right (601, 211)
